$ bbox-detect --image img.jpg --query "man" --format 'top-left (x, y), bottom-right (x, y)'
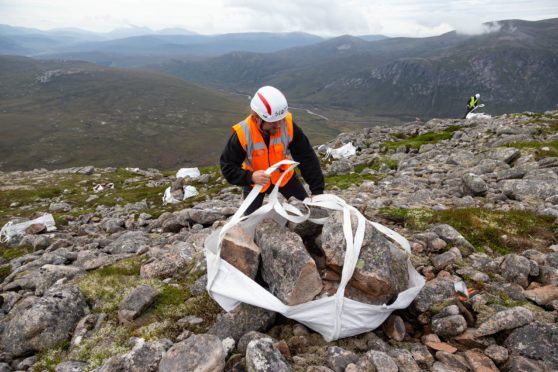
top-left (463, 93), bottom-right (480, 118)
top-left (220, 86), bottom-right (324, 215)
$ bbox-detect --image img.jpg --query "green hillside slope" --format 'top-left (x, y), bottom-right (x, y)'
top-left (0, 56), bottom-right (371, 171)
top-left (0, 56), bottom-right (249, 170)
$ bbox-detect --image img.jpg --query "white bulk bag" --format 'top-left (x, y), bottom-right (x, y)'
top-left (0, 214), bottom-right (57, 243)
top-left (176, 167), bottom-right (201, 179)
top-left (205, 160), bottom-right (425, 341)
top-left (326, 142), bottom-right (356, 159)
top-left (162, 185), bottom-right (199, 205)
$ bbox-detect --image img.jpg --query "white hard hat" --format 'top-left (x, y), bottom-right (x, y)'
top-left (475, 93), bottom-right (480, 98)
top-left (250, 86), bottom-right (288, 122)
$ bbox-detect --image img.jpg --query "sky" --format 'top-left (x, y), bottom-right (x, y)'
top-left (2, 0), bottom-right (558, 37)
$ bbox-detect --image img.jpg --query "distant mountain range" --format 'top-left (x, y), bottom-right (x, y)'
top-left (145, 18), bottom-right (558, 118)
top-left (0, 24), bottom-right (341, 58)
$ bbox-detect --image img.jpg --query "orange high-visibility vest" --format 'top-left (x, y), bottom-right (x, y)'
top-left (232, 112), bottom-right (294, 193)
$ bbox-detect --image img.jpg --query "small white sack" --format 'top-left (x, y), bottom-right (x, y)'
top-left (163, 187), bottom-right (181, 204)
top-left (176, 167), bottom-right (201, 180)
top-left (205, 160), bottom-right (425, 341)
top-left (326, 142), bottom-right (356, 159)
top-left (183, 185), bottom-right (199, 199)
top-left (0, 214), bottom-right (57, 243)
top-left (162, 186), bottom-right (199, 205)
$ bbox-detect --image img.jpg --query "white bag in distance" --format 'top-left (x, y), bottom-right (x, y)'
top-left (176, 167), bottom-right (201, 180)
top-left (326, 142), bottom-right (356, 160)
top-left (204, 160), bottom-right (425, 341)
top-left (162, 185), bottom-right (199, 205)
top-left (0, 214), bottom-right (57, 243)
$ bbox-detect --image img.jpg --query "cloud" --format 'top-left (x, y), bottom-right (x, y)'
top-left (1, 0), bottom-right (557, 37)
top-left (223, 0), bottom-right (369, 35)
top-left (454, 21), bottom-right (502, 35)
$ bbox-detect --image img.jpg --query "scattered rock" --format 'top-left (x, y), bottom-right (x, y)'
top-left (118, 285), bottom-right (159, 323)
top-left (159, 334), bottom-right (225, 372)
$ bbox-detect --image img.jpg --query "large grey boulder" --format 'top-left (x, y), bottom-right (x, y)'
top-left (500, 254), bottom-right (531, 288)
top-left (159, 334), bottom-right (225, 372)
top-left (476, 307), bottom-right (533, 337)
top-left (431, 305), bottom-right (467, 338)
top-left (429, 224), bottom-right (475, 256)
top-left (501, 179), bottom-right (558, 201)
top-left (413, 277), bottom-right (455, 312)
top-left (186, 208), bottom-right (228, 225)
top-left (140, 242), bottom-right (195, 279)
top-left (104, 231), bottom-right (151, 254)
top-left (96, 339), bottom-right (171, 372)
top-left (501, 355), bottom-right (548, 372)
top-left (431, 247), bottom-right (462, 270)
top-left (118, 285), bottom-right (159, 323)
top-left (388, 349), bottom-right (421, 372)
top-left (537, 265), bottom-right (558, 286)
top-left (2, 264), bottom-right (83, 295)
top-left (504, 323), bottom-right (558, 370)
top-left (326, 346), bottom-right (358, 372)
top-left (481, 148), bottom-right (521, 164)
top-left (207, 303), bottom-right (276, 342)
top-left (524, 285), bottom-right (558, 306)
top-left (462, 173), bottom-right (488, 196)
top-left (359, 350), bottom-right (398, 372)
top-left (0, 285), bottom-right (88, 357)
top-left (320, 212), bottom-right (409, 305)
top-left (245, 338), bottom-right (291, 372)
top-left (255, 219), bottom-right (322, 305)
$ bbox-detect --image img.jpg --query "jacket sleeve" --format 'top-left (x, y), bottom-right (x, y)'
top-left (220, 132), bottom-right (253, 187)
top-left (289, 122), bottom-right (325, 195)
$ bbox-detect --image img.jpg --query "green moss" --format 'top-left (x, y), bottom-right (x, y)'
top-left (354, 157), bottom-right (398, 173)
top-left (383, 125), bottom-right (461, 151)
top-left (0, 244), bottom-right (33, 261)
top-left (377, 207), bottom-right (555, 255)
top-left (325, 173), bottom-right (385, 190)
top-left (430, 298), bottom-right (458, 315)
top-left (505, 139), bottom-right (558, 159)
top-left (33, 340), bottom-right (70, 372)
top-left (377, 207), bottom-right (434, 230)
top-left (0, 265), bottom-right (11, 283)
top-left (76, 256), bottom-right (147, 314)
top-left (67, 321), bottom-right (130, 370)
top-left (486, 291), bottom-right (527, 308)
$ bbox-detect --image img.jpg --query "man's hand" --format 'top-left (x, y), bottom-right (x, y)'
top-left (251, 170), bottom-right (271, 186)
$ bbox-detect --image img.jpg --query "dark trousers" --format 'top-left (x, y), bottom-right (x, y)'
top-left (243, 173), bottom-right (308, 215)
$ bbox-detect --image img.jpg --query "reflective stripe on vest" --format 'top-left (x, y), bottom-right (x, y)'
top-left (232, 113), bottom-right (294, 192)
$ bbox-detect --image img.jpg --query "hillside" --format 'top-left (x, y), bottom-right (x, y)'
top-left (0, 55), bottom-right (247, 171)
top-left (0, 56), bottom-right (402, 170)
top-left (0, 56), bottom-right (368, 171)
top-left (0, 110), bottom-right (557, 371)
top-left (149, 18), bottom-right (558, 118)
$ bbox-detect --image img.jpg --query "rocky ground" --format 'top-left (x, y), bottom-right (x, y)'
top-left (0, 111), bottom-right (557, 372)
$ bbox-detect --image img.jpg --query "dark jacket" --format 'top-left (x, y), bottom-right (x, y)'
top-left (220, 121), bottom-right (325, 195)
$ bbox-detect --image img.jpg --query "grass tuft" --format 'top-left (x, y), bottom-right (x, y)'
top-left (377, 207), bottom-right (556, 254)
top-left (383, 125), bottom-right (462, 151)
